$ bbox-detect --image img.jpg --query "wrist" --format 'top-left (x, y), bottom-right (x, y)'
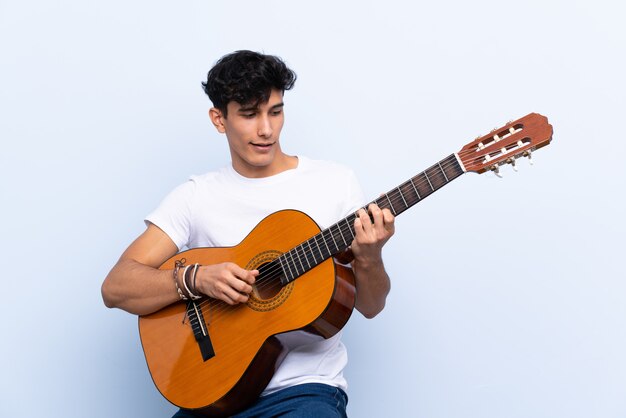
top-left (172, 260), bottom-right (189, 300)
top-left (182, 263), bottom-right (202, 300)
top-left (352, 253), bottom-right (383, 269)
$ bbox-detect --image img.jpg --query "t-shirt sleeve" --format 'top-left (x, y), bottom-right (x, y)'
top-left (144, 180), bottom-right (196, 250)
top-left (342, 168), bottom-right (366, 216)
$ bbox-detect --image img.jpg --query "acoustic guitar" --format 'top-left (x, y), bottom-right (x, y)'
top-left (138, 113), bottom-right (553, 416)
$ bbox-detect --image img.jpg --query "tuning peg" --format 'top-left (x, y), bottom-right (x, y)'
top-left (507, 158), bottom-right (518, 172)
top-left (523, 150), bottom-right (533, 165)
top-left (491, 165), bottom-right (503, 178)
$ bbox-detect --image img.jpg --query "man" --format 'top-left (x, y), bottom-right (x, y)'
top-left (102, 50), bottom-right (395, 417)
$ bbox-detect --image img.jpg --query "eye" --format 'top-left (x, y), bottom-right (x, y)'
top-left (241, 112), bottom-right (256, 118)
top-left (271, 109), bottom-right (283, 116)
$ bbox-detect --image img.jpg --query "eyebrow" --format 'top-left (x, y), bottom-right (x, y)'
top-left (238, 102), bottom-right (284, 112)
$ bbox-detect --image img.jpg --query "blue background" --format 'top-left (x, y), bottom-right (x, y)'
top-left (1, 1), bottom-right (625, 417)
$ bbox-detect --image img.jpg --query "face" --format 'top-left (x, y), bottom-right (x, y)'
top-left (210, 89), bottom-right (294, 178)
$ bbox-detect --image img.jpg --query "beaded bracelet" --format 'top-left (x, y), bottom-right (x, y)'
top-left (183, 263), bottom-right (202, 300)
top-left (173, 259), bottom-right (189, 301)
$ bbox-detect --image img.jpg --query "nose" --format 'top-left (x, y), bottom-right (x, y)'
top-left (257, 115), bottom-right (273, 138)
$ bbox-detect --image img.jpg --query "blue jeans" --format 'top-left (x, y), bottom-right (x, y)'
top-left (172, 383), bottom-right (348, 418)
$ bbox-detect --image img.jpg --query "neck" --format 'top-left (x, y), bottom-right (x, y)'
top-left (232, 154), bottom-right (298, 179)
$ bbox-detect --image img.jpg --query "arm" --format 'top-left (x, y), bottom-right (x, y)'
top-left (101, 223), bottom-right (257, 316)
top-left (350, 204), bottom-right (395, 319)
top-left (101, 224), bottom-right (180, 315)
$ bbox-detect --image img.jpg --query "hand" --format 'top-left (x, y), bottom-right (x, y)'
top-left (350, 203), bottom-right (395, 265)
top-left (194, 263), bottom-right (258, 305)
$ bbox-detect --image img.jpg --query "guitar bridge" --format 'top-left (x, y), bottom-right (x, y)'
top-left (186, 301), bottom-right (215, 362)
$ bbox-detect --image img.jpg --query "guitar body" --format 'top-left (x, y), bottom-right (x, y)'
top-left (138, 210), bottom-right (357, 416)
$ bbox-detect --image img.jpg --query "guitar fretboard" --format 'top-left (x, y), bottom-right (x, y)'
top-left (270, 153), bottom-right (465, 284)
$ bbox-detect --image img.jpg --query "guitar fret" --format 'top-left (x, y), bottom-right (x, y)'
top-left (313, 235), bottom-right (324, 261)
top-left (302, 242), bottom-right (312, 269)
top-left (295, 246), bottom-right (306, 273)
top-left (283, 252), bottom-right (298, 280)
top-left (397, 187), bottom-right (408, 208)
top-left (410, 178), bottom-right (421, 199)
top-left (320, 232), bottom-right (332, 258)
top-left (385, 193), bottom-right (396, 215)
top-left (288, 250), bottom-right (301, 277)
top-left (337, 224), bottom-right (347, 247)
top-left (424, 171), bottom-right (434, 191)
top-left (447, 154), bottom-right (464, 179)
top-left (305, 239), bottom-right (315, 264)
top-left (429, 165), bottom-right (448, 189)
top-left (283, 252), bottom-right (291, 277)
top-left (438, 162), bottom-right (450, 182)
top-left (399, 181), bottom-right (418, 207)
top-left (342, 218), bottom-right (355, 240)
top-left (302, 241), bottom-right (315, 270)
top-left (333, 225), bottom-right (346, 249)
top-left (327, 228), bottom-right (339, 251)
top-left (282, 252), bottom-right (293, 278)
top-left (290, 247), bottom-right (304, 276)
top-left (309, 240), bottom-right (320, 265)
top-left (277, 256), bottom-right (292, 282)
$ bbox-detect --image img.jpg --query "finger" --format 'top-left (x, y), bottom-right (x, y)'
top-left (224, 293), bottom-right (248, 305)
top-left (369, 204), bottom-right (384, 227)
top-left (382, 208), bottom-right (395, 230)
top-left (368, 204), bottom-right (388, 237)
top-left (353, 209), bottom-right (365, 234)
top-left (231, 289), bottom-right (250, 303)
top-left (221, 284), bottom-right (249, 304)
top-left (228, 263), bottom-right (257, 285)
top-left (359, 208), bottom-right (373, 234)
top-left (357, 208), bottom-right (369, 224)
top-left (223, 266), bottom-right (255, 295)
top-left (223, 295), bottom-right (237, 305)
top-left (231, 276), bottom-right (253, 295)
top-left (381, 208), bottom-right (394, 222)
top-left (211, 283), bottom-right (237, 305)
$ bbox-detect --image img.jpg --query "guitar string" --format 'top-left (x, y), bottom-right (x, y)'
top-left (176, 126), bottom-right (547, 334)
top-left (211, 152), bottom-right (469, 289)
top-left (184, 154), bottom-right (468, 323)
top-left (183, 181), bottom-right (435, 326)
top-left (176, 146), bottom-right (532, 328)
top-left (185, 149), bottom-right (514, 325)
top-left (194, 155), bottom-right (455, 293)
top-left (184, 150), bottom-right (505, 324)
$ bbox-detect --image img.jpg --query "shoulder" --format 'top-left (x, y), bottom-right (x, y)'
top-left (180, 166), bottom-right (233, 192)
top-left (157, 167), bottom-right (229, 204)
top-left (188, 167), bottom-right (226, 185)
top-left (298, 156), bottom-right (356, 178)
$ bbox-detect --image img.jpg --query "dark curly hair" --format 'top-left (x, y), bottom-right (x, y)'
top-left (202, 50), bottom-right (297, 116)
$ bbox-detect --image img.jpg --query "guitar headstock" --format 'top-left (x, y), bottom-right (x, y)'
top-left (457, 113), bottom-right (553, 174)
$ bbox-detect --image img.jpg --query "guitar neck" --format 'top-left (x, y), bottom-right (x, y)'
top-left (276, 153), bottom-right (465, 284)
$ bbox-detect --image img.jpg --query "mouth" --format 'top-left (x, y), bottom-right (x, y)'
top-left (250, 142), bottom-right (275, 150)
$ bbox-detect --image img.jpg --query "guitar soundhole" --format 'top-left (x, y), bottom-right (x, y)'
top-left (245, 250), bottom-right (294, 312)
top-left (253, 264), bottom-right (283, 300)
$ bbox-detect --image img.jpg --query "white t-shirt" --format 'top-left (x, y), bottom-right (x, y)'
top-left (145, 156), bottom-right (365, 395)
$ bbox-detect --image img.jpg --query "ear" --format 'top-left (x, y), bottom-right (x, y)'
top-left (209, 108), bottom-right (226, 133)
